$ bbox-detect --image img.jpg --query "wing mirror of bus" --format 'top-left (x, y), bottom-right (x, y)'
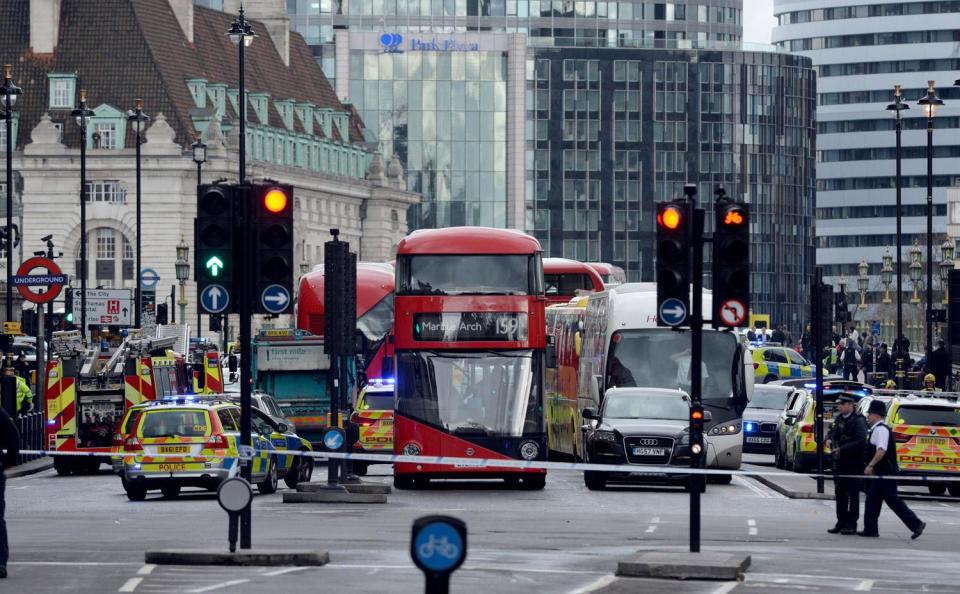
top-left (581, 407), bottom-right (598, 420)
top-left (228, 354), bottom-right (238, 373)
top-left (545, 344), bottom-right (557, 369)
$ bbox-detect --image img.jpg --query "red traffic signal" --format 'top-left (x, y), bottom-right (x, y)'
top-left (721, 206), bottom-right (746, 227)
top-left (657, 205), bottom-right (683, 230)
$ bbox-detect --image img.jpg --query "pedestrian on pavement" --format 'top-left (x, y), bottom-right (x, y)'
top-left (841, 338), bottom-right (860, 381)
top-left (860, 400), bottom-right (925, 539)
top-left (771, 325), bottom-right (785, 345)
top-left (861, 344), bottom-right (874, 380)
top-left (800, 323), bottom-right (813, 356)
top-left (13, 355), bottom-right (29, 389)
top-left (0, 405), bottom-right (18, 578)
top-left (928, 340), bottom-right (950, 390)
top-left (826, 393), bottom-right (868, 535)
top-left (848, 324), bottom-right (860, 344)
top-left (823, 343), bottom-right (840, 375)
top-left (875, 344), bottom-right (891, 379)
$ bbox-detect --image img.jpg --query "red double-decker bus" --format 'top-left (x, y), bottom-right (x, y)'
top-left (543, 258), bottom-right (605, 306)
top-left (392, 227), bottom-right (548, 490)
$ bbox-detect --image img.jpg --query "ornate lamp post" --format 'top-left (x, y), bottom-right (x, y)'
top-left (227, 8), bottom-right (256, 183)
top-left (0, 65), bottom-right (21, 322)
top-left (175, 237), bottom-right (189, 326)
top-left (857, 258), bottom-right (869, 308)
top-left (191, 136), bottom-right (206, 186)
top-left (910, 240), bottom-right (923, 304)
top-left (127, 99), bottom-right (149, 329)
top-left (886, 85), bottom-right (909, 370)
top-left (881, 249), bottom-right (893, 304)
top-left (918, 81), bottom-right (943, 365)
top-left (941, 239), bottom-right (954, 305)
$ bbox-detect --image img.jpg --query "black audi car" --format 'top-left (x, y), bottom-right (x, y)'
top-left (581, 388), bottom-right (705, 491)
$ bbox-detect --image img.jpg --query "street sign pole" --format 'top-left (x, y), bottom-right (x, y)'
top-left (689, 202), bottom-right (704, 554)
top-left (812, 267), bottom-right (827, 495)
top-left (237, 184), bottom-right (253, 549)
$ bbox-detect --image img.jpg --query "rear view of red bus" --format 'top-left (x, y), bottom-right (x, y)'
top-left (543, 258), bottom-right (605, 306)
top-left (392, 227), bottom-right (548, 490)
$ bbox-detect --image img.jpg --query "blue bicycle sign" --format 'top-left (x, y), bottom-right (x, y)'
top-left (411, 515), bottom-right (467, 576)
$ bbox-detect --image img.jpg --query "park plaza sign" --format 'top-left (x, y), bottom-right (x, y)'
top-left (380, 33), bottom-right (480, 53)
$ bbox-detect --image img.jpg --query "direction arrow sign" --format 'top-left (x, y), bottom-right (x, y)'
top-left (205, 256), bottom-right (225, 278)
top-left (658, 297), bottom-right (688, 327)
top-left (260, 284), bottom-right (290, 314)
top-left (718, 298), bottom-right (747, 328)
top-left (201, 284), bottom-right (230, 314)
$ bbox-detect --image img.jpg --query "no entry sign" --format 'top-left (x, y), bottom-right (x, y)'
top-left (13, 256), bottom-right (67, 304)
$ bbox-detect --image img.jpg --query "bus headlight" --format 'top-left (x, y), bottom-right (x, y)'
top-left (402, 442), bottom-right (421, 456)
top-left (519, 441), bottom-right (539, 460)
top-left (708, 422), bottom-right (741, 436)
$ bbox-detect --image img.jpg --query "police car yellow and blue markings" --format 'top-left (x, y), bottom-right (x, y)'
top-left (887, 399), bottom-right (960, 474)
top-left (751, 346), bottom-right (814, 381)
top-left (354, 379), bottom-right (395, 452)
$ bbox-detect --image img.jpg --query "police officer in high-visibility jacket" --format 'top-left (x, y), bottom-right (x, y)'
top-left (15, 376), bottom-right (31, 415)
top-left (860, 399), bottom-right (925, 539)
top-left (920, 373), bottom-right (942, 393)
top-left (825, 394), bottom-right (868, 535)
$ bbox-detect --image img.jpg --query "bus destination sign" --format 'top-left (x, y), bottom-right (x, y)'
top-left (413, 312), bottom-right (528, 342)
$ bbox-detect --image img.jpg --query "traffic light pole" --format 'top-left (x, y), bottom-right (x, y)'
top-left (237, 185), bottom-right (253, 549)
top-left (689, 205), bottom-right (705, 554)
top-left (813, 268), bottom-right (826, 495)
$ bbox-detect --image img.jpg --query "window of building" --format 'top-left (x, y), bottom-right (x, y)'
top-left (96, 229), bottom-right (116, 259)
top-left (47, 74), bottom-right (76, 110)
top-left (85, 181), bottom-right (126, 204)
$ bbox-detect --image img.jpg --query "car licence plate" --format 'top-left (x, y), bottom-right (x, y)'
top-left (158, 446), bottom-right (191, 454)
top-left (918, 437), bottom-right (948, 445)
top-left (746, 437), bottom-right (772, 444)
top-left (632, 447), bottom-right (666, 456)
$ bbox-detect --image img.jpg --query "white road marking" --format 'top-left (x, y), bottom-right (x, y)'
top-left (736, 475), bottom-right (778, 499)
top-left (118, 577), bottom-right (142, 592)
top-left (855, 580), bottom-right (874, 591)
top-left (186, 579), bottom-right (251, 593)
top-left (327, 562), bottom-right (606, 576)
top-left (263, 567), bottom-right (310, 577)
top-left (748, 518), bottom-right (758, 536)
top-left (137, 565), bottom-right (156, 576)
top-left (11, 561), bottom-right (141, 566)
top-left (711, 582), bottom-right (740, 594)
top-left (645, 516), bottom-right (660, 533)
top-left (565, 574), bottom-right (618, 594)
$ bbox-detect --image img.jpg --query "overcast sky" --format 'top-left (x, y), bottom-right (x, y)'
top-left (743, 0), bottom-right (776, 44)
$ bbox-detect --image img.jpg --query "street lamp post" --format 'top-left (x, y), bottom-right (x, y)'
top-left (910, 240), bottom-right (923, 305)
top-left (886, 85), bottom-right (909, 377)
top-left (127, 99), bottom-right (149, 329)
top-left (918, 81), bottom-right (943, 367)
top-left (191, 136), bottom-right (206, 186)
top-left (857, 258), bottom-right (869, 308)
top-left (175, 237), bottom-right (189, 325)
top-left (71, 91), bottom-right (94, 339)
top-left (940, 239), bottom-right (954, 305)
top-left (881, 249), bottom-right (893, 304)
top-left (0, 65), bottom-right (21, 324)
top-left (228, 6), bottom-right (256, 552)
top-left (228, 8), bottom-right (256, 183)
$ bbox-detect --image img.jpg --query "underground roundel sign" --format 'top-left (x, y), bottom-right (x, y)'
top-left (13, 256), bottom-right (67, 304)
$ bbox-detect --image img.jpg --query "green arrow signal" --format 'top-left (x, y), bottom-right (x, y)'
top-left (205, 255), bottom-right (225, 277)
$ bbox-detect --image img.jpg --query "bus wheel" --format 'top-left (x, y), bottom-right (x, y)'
top-left (928, 484), bottom-right (947, 496)
top-left (161, 484), bottom-right (181, 499)
top-left (394, 475), bottom-right (416, 490)
top-left (584, 471), bottom-right (606, 491)
top-left (54, 457), bottom-right (74, 476)
top-left (520, 474), bottom-right (546, 490)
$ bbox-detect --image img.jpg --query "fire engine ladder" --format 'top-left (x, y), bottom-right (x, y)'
top-left (48, 330), bottom-right (103, 376)
top-left (99, 335), bottom-right (179, 380)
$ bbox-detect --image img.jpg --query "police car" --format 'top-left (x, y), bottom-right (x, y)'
top-left (750, 345), bottom-right (815, 384)
top-left (779, 382), bottom-right (873, 472)
top-left (348, 379), bottom-right (395, 476)
top-left (118, 396), bottom-right (312, 500)
top-left (858, 393), bottom-right (960, 497)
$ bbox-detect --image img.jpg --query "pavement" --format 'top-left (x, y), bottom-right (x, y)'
top-left (6, 456), bottom-right (53, 478)
top-left (6, 458), bottom-right (960, 593)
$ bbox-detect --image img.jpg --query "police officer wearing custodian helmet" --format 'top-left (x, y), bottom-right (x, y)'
top-left (825, 393), bottom-right (868, 535)
top-left (860, 399), bottom-right (925, 539)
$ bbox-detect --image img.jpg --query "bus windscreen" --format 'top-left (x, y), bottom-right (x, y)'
top-left (605, 329), bottom-right (739, 402)
top-left (398, 255), bottom-right (531, 295)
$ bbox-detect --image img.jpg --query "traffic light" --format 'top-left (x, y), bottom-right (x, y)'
top-left (253, 184), bottom-right (294, 315)
top-left (814, 284), bottom-right (834, 348)
top-left (210, 315), bottom-right (222, 332)
top-left (64, 288), bottom-right (75, 328)
top-left (835, 291), bottom-right (848, 325)
top-left (324, 235), bottom-right (356, 356)
top-left (656, 201), bottom-right (692, 327)
top-left (712, 200), bottom-right (750, 328)
top-left (156, 303), bottom-right (168, 325)
top-left (196, 184), bottom-right (235, 314)
top-left (689, 404), bottom-right (705, 461)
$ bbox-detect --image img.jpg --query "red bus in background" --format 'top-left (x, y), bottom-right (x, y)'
top-left (297, 262), bottom-right (395, 379)
top-left (543, 258), bottom-right (605, 306)
top-left (392, 227), bottom-right (548, 490)
top-left (587, 262), bottom-right (627, 286)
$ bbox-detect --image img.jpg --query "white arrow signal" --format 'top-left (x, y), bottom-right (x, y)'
top-left (662, 305), bottom-right (685, 318)
top-left (264, 291), bottom-right (289, 307)
top-left (206, 286), bottom-right (224, 310)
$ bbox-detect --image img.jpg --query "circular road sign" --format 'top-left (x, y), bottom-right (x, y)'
top-left (411, 515), bottom-right (468, 575)
top-left (718, 299), bottom-right (747, 328)
top-left (14, 256), bottom-right (66, 304)
top-left (260, 284), bottom-right (291, 314)
top-left (217, 477), bottom-right (253, 513)
top-left (200, 284), bottom-right (230, 314)
top-left (322, 428), bottom-right (345, 451)
top-left (658, 297), bottom-right (688, 327)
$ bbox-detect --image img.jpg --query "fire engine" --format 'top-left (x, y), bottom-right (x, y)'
top-left (44, 330), bottom-right (196, 475)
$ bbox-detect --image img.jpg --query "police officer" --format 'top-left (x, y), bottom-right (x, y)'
top-left (825, 393), bottom-right (868, 534)
top-left (860, 399), bottom-right (925, 539)
top-left (15, 375), bottom-right (31, 415)
top-left (0, 405), bottom-right (18, 578)
top-left (920, 373), bottom-right (941, 393)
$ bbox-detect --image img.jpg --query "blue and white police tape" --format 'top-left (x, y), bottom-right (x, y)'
top-left (13, 448), bottom-right (960, 483)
